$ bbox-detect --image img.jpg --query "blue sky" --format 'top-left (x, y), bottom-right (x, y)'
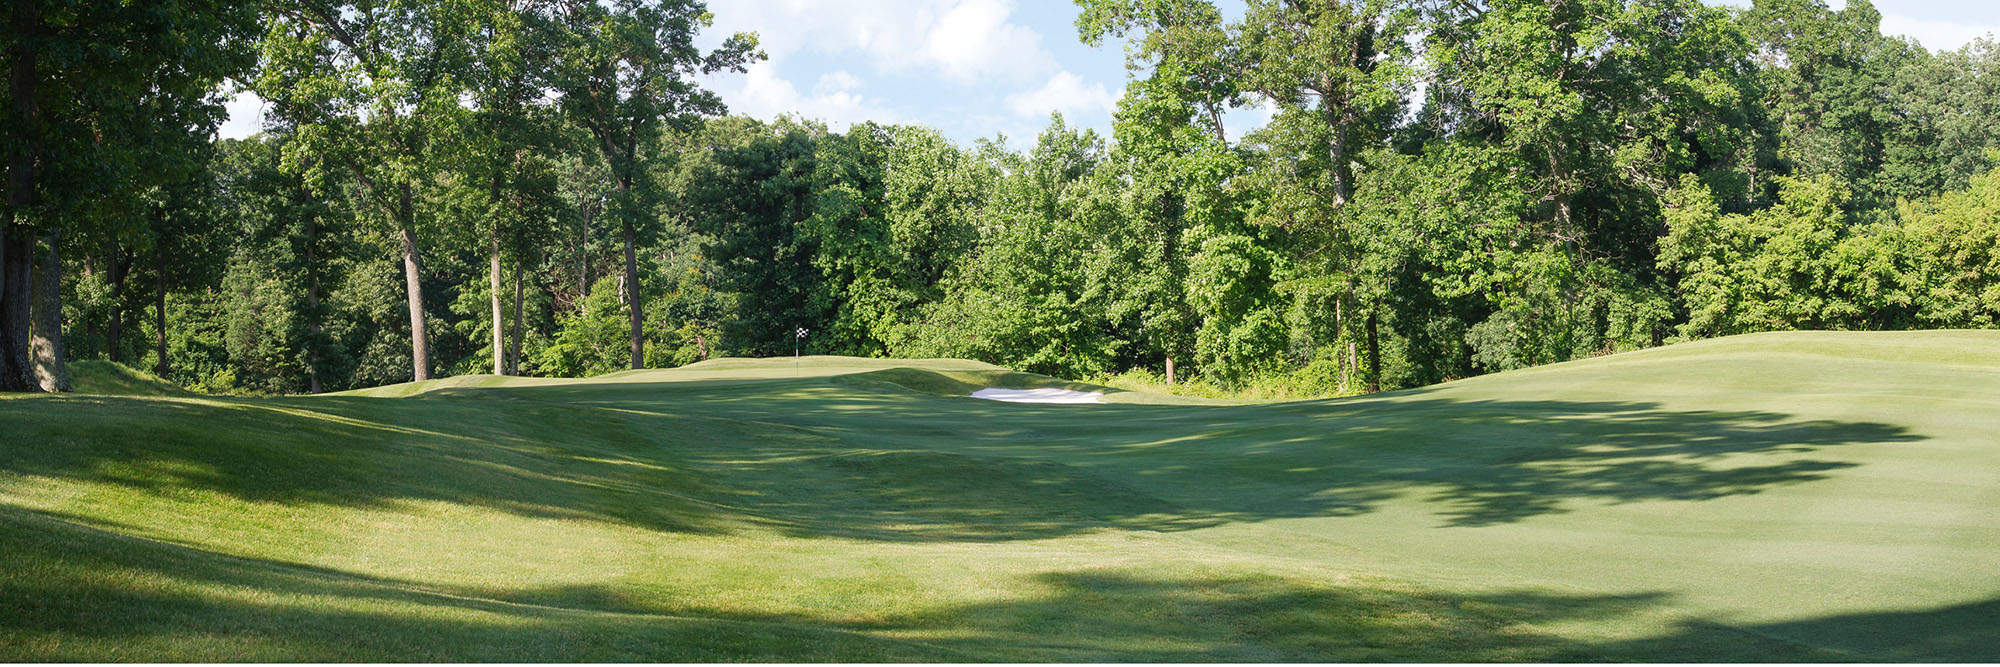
top-left (218, 0), bottom-right (2000, 148)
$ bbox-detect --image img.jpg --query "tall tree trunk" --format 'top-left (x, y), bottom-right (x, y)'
top-left (1165, 355), bottom-right (1176, 385)
top-left (0, 13), bottom-right (40, 393)
top-left (576, 203), bottom-right (589, 305)
top-left (0, 227), bottom-right (31, 391)
top-left (80, 253), bottom-right (97, 355)
top-left (618, 178), bottom-right (642, 370)
top-left (1321, 79), bottom-right (1354, 207)
top-left (1336, 296), bottom-right (1348, 392)
top-left (489, 237), bottom-right (505, 375)
top-left (31, 232), bottom-right (68, 391)
top-left (107, 244), bottom-right (128, 363)
top-left (508, 263), bottom-right (524, 375)
top-left (154, 244), bottom-right (167, 378)
top-left (487, 160), bottom-right (507, 376)
top-left (1346, 341), bottom-right (1357, 393)
top-left (306, 278), bottom-right (323, 393)
top-left (1365, 310), bottom-right (1381, 393)
top-left (304, 218), bottom-right (323, 394)
top-left (1327, 126), bottom-right (1352, 207)
top-left (397, 184), bottom-right (431, 381)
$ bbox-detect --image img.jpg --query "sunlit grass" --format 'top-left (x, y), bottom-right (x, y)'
top-left (5, 330), bottom-right (1998, 661)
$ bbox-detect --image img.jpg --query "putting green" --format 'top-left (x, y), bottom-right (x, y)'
top-left (3, 331), bottom-right (1996, 661)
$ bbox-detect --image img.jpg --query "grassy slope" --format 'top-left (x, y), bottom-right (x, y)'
top-left (67, 361), bottom-right (195, 397)
top-left (4, 331), bottom-right (1998, 661)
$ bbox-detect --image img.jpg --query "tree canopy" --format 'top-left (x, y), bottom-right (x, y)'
top-left (6, 0), bottom-right (1999, 398)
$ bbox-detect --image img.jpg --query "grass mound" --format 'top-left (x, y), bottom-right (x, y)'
top-left (5, 331), bottom-right (1999, 661)
top-left (831, 367), bottom-right (1117, 398)
top-left (66, 361), bottom-right (193, 397)
top-left (324, 373), bottom-right (570, 398)
top-left (676, 355), bottom-right (1000, 373)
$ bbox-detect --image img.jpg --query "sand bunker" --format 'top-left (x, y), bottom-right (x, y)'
top-left (970, 387), bottom-right (1105, 404)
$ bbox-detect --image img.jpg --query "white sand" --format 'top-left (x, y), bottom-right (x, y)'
top-left (970, 387), bottom-right (1105, 404)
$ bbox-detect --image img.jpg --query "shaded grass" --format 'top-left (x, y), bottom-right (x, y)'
top-left (0, 507), bottom-right (954, 662)
top-left (5, 331), bottom-right (2000, 661)
top-left (2, 505), bottom-right (1853, 662)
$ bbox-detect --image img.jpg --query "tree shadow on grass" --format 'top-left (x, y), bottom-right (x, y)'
top-left (1, 370), bottom-right (1925, 542)
top-left (0, 506), bottom-right (950, 662)
top-left (1607, 596), bottom-right (2000, 662)
top-left (16, 504), bottom-right (1982, 661)
top-left (508, 376), bottom-right (1922, 536)
top-left (0, 394), bottom-right (743, 535)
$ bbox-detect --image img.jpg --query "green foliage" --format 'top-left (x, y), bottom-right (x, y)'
top-left (1899, 167), bottom-right (2000, 326)
top-left (535, 264), bottom-right (725, 378)
top-left (544, 0), bottom-right (761, 369)
top-left (906, 119), bottom-right (1124, 377)
top-left (31, 0), bottom-right (2000, 400)
top-left (1091, 348), bottom-right (1358, 400)
top-left (679, 117), bottom-right (826, 357)
top-left (1661, 174), bottom-right (1914, 338)
top-left (1, 0), bottom-right (258, 233)
top-left (535, 276), bottom-right (634, 378)
top-left (799, 123), bottom-right (896, 355)
top-left (1737, 0), bottom-right (1949, 207)
top-left (1188, 233), bottom-right (1288, 381)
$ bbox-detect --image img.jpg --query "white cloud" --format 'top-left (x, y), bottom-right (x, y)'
top-left (1702, 0), bottom-right (1996, 52)
top-left (1004, 71), bottom-right (1118, 119)
top-left (956, 111), bottom-right (1044, 150)
top-left (705, 0), bottom-right (1056, 84)
top-left (922, 0), bottom-right (1056, 82)
top-left (216, 90), bottom-right (264, 140)
top-left (1880, 13), bottom-right (1999, 51)
top-left (1221, 99), bottom-right (1278, 144)
top-left (723, 62), bottom-right (901, 130)
top-left (814, 71), bottom-right (864, 96)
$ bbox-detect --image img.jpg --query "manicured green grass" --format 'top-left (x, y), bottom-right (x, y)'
top-left (5, 331), bottom-right (1998, 661)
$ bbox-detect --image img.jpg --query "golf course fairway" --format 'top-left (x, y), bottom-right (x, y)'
top-left (3, 330), bottom-right (1997, 661)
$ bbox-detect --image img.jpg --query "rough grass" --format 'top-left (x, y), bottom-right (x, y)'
top-left (67, 361), bottom-right (195, 397)
top-left (5, 330), bottom-right (1999, 661)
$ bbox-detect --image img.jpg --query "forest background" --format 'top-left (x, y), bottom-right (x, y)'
top-left (2, 0), bottom-right (1997, 397)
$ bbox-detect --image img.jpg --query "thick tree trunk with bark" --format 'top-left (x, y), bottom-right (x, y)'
top-left (508, 265), bottom-right (523, 375)
top-left (107, 244), bottom-right (129, 363)
top-left (487, 162), bottom-right (508, 376)
top-left (80, 254), bottom-right (97, 352)
top-left (31, 232), bottom-right (68, 391)
top-left (490, 238), bottom-right (505, 375)
top-left (304, 217), bottom-right (323, 394)
top-left (622, 216), bottom-right (641, 369)
top-left (0, 14), bottom-right (40, 393)
top-left (154, 245), bottom-right (167, 378)
top-left (1318, 71), bottom-right (1355, 207)
top-left (618, 176), bottom-right (642, 370)
top-left (1336, 296), bottom-right (1348, 392)
top-left (1346, 341), bottom-right (1358, 393)
top-left (1365, 310), bottom-right (1381, 393)
top-left (575, 201), bottom-right (590, 306)
top-left (0, 228), bottom-right (32, 391)
top-left (1165, 355), bottom-right (1176, 385)
top-left (1326, 113), bottom-right (1352, 206)
top-left (399, 227), bottom-right (430, 382)
top-left (397, 185), bottom-right (431, 382)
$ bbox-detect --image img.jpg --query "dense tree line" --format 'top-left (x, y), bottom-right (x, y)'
top-left (3, 0), bottom-right (1996, 395)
